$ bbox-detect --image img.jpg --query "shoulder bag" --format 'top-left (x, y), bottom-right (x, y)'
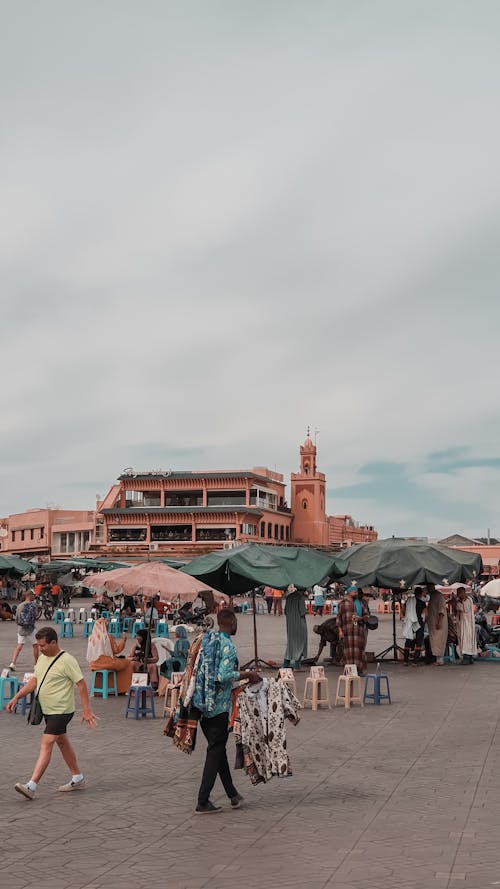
top-left (27, 651), bottom-right (65, 725)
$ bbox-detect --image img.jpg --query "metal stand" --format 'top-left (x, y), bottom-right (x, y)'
top-left (375, 592), bottom-right (405, 662)
top-left (241, 589), bottom-right (274, 670)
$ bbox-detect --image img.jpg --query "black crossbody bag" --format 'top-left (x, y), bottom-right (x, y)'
top-left (27, 651), bottom-right (65, 725)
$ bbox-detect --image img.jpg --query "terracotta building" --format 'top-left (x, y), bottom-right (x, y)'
top-left (0, 508), bottom-right (95, 559)
top-left (0, 435), bottom-right (377, 561)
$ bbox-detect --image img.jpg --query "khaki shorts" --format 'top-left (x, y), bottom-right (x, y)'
top-left (17, 630), bottom-right (37, 645)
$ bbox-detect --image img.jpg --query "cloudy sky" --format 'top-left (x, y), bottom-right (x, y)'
top-left (1, 2), bottom-right (499, 539)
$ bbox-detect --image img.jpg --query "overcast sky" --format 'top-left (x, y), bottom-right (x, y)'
top-left (1, 2), bottom-right (499, 539)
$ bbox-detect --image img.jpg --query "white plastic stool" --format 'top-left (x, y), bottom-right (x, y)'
top-left (303, 677), bottom-right (331, 711)
top-left (78, 608), bottom-right (87, 623)
top-left (334, 674), bottom-right (363, 709)
top-left (67, 608), bottom-right (76, 622)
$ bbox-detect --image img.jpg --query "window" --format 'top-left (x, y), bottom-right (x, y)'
top-left (151, 524), bottom-right (192, 541)
top-left (267, 523), bottom-right (272, 538)
top-left (40, 527), bottom-right (44, 538)
top-left (206, 491), bottom-right (246, 507)
top-left (241, 523), bottom-right (256, 536)
top-left (30, 529), bottom-right (34, 540)
top-left (260, 522), bottom-right (265, 538)
top-left (21, 530), bottom-right (25, 541)
top-left (302, 499), bottom-right (307, 510)
top-left (274, 524), bottom-right (278, 539)
top-left (250, 489), bottom-right (278, 511)
top-left (165, 491), bottom-right (203, 507)
top-left (196, 527), bottom-right (236, 542)
top-left (280, 525), bottom-right (284, 540)
top-left (125, 490), bottom-right (162, 508)
top-left (11, 531), bottom-right (15, 542)
top-left (285, 526), bottom-right (290, 541)
top-left (109, 528), bottom-right (147, 542)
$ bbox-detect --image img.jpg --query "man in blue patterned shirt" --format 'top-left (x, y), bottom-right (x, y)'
top-left (194, 608), bottom-right (260, 814)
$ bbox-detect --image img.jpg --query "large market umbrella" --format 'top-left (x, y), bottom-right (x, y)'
top-left (0, 555), bottom-right (34, 574)
top-left (181, 543), bottom-right (348, 594)
top-left (182, 543), bottom-right (348, 669)
top-left (339, 538), bottom-right (482, 588)
top-left (83, 561), bottom-right (228, 606)
top-left (339, 538), bottom-right (483, 660)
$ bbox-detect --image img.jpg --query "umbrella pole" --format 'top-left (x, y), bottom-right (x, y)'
top-left (375, 590), bottom-right (405, 662)
top-left (241, 589), bottom-right (274, 670)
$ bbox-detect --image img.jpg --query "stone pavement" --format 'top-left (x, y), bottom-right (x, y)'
top-left (2, 604), bottom-right (500, 889)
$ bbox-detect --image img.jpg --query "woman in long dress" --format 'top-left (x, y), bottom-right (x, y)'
top-left (87, 617), bottom-right (133, 694)
top-left (337, 585), bottom-right (369, 674)
top-left (283, 585), bottom-right (307, 668)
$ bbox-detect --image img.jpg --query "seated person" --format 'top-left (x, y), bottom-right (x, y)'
top-left (129, 629), bottom-right (160, 688)
top-left (122, 595), bottom-right (136, 616)
top-left (161, 626), bottom-right (189, 678)
top-left (0, 598), bottom-right (14, 621)
top-left (86, 618), bottom-right (133, 694)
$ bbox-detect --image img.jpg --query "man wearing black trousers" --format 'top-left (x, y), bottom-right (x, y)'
top-left (193, 609), bottom-right (260, 814)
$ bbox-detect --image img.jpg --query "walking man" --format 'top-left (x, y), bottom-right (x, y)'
top-left (8, 591), bottom-right (38, 672)
top-left (193, 608), bottom-right (260, 814)
top-left (6, 626), bottom-right (97, 800)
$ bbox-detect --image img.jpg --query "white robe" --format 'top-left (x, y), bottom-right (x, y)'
top-left (457, 596), bottom-right (478, 657)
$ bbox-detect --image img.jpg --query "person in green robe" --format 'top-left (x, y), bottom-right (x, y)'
top-left (283, 585), bottom-right (308, 668)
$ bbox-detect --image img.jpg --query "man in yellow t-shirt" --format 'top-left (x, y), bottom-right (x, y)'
top-left (7, 626), bottom-right (97, 801)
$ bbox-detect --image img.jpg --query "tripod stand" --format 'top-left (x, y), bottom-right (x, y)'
top-left (241, 589), bottom-right (274, 670)
top-left (375, 591), bottom-right (405, 661)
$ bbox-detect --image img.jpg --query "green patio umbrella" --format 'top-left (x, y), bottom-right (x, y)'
top-left (0, 555), bottom-right (34, 574)
top-left (182, 544), bottom-right (348, 669)
top-left (338, 537), bottom-right (482, 588)
top-left (181, 543), bottom-right (347, 595)
top-left (339, 538), bottom-right (483, 661)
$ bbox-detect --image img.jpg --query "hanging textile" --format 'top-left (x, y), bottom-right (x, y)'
top-left (234, 678), bottom-right (301, 784)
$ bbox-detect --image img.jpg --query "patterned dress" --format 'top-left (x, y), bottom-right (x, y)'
top-left (236, 678), bottom-right (301, 783)
top-left (337, 595), bottom-right (369, 672)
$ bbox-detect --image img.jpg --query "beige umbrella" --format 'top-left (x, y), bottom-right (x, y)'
top-left (82, 561), bottom-right (228, 606)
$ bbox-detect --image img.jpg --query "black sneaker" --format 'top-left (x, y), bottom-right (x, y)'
top-left (195, 801), bottom-right (222, 815)
top-left (230, 793), bottom-right (243, 809)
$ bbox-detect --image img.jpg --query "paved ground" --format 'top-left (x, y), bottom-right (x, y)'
top-left (2, 602), bottom-right (500, 889)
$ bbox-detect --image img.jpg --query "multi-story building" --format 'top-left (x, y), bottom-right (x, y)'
top-left (0, 435), bottom-right (377, 562)
top-left (0, 508), bottom-right (95, 560)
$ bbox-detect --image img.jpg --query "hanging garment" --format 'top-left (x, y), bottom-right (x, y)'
top-left (235, 678), bottom-right (301, 784)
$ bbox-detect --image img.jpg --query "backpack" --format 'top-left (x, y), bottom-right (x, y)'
top-left (17, 602), bottom-right (34, 628)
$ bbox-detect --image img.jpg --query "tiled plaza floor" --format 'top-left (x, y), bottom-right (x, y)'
top-left (1, 604), bottom-right (500, 889)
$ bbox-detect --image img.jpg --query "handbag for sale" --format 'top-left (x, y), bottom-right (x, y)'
top-left (27, 651), bottom-right (65, 726)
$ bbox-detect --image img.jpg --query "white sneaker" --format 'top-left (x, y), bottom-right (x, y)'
top-left (9, 664), bottom-right (16, 671)
top-left (58, 778), bottom-right (86, 792)
top-left (15, 782), bottom-right (35, 800)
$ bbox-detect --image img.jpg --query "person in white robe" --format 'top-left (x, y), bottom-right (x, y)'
top-left (456, 587), bottom-right (478, 665)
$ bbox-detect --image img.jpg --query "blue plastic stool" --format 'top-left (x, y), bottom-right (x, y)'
top-left (155, 621), bottom-right (169, 637)
top-left (54, 609), bottom-right (65, 624)
top-left (83, 619), bottom-right (95, 638)
top-left (443, 642), bottom-right (458, 664)
top-left (90, 669), bottom-right (118, 699)
top-left (15, 683), bottom-right (34, 715)
top-left (363, 673), bottom-right (391, 705)
top-left (108, 620), bottom-right (122, 638)
top-left (132, 620), bottom-right (145, 638)
top-left (0, 676), bottom-right (20, 710)
top-left (61, 619), bottom-right (74, 638)
top-left (122, 617), bottom-right (133, 632)
top-left (125, 685), bottom-right (156, 719)
top-left (101, 610), bottom-right (111, 619)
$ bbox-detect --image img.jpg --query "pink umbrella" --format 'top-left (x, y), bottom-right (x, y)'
top-left (82, 562), bottom-right (228, 606)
